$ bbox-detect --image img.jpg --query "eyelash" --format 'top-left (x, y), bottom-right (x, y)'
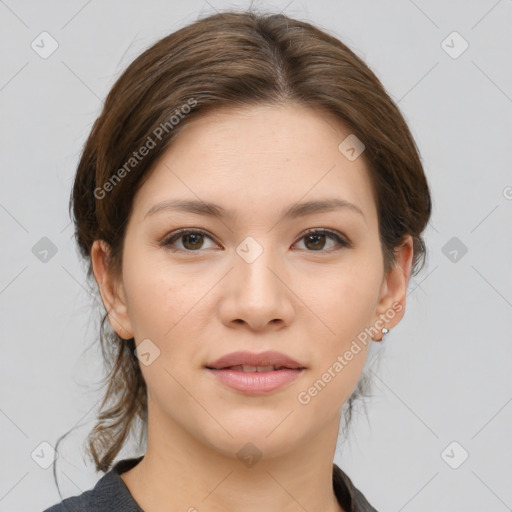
top-left (159, 228), bottom-right (351, 253)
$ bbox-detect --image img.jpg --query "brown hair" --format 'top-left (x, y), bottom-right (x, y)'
top-left (54, 8), bottom-right (431, 488)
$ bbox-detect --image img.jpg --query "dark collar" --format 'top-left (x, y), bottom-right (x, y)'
top-left (91, 456), bottom-right (144, 511)
top-left (332, 462), bottom-right (379, 511)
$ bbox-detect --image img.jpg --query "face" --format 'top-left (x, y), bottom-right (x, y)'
top-left (93, 103), bottom-right (412, 461)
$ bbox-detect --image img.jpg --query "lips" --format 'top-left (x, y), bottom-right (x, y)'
top-left (222, 364), bottom-right (290, 372)
top-left (205, 350), bottom-right (306, 394)
top-left (205, 350), bottom-right (305, 370)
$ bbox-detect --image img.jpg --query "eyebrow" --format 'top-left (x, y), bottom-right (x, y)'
top-left (144, 197), bottom-right (365, 221)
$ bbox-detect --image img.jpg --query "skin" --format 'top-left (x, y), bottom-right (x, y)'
top-left (91, 103), bottom-right (413, 512)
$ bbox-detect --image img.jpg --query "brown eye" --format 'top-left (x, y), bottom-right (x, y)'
top-left (161, 229), bottom-right (217, 252)
top-left (181, 233), bottom-right (205, 250)
top-left (295, 229), bottom-right (350, 252)
top-left (161, 228), bottom-right (350, 253)
top-left (304, 233), bottom-right (327, 250)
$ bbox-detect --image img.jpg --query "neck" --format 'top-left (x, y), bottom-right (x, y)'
top-left (120, 403), bottom-right (346, 512)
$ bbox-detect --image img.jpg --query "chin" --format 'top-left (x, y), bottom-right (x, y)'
top-left (196, 414), bottom-right (307, 461)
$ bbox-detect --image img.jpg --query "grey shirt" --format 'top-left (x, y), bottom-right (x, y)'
top-left (42, 456), bottom-right (378, 512)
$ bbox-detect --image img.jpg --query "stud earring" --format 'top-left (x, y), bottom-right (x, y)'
top-left (373, 327), bottom-right (389, 342)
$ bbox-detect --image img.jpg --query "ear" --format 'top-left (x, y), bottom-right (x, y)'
top-left (90, 239), bottom-right (134, 340)
top-left (372, 235), bottom-right (414, 340)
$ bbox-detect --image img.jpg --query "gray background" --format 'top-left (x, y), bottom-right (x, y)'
top-left (1, 0), bottom-right (511, 511)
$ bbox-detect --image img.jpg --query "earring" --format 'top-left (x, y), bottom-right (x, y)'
top-left (373, 327), bottom-right (389, 342)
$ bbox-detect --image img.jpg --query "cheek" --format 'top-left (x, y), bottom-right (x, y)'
top-left (303, 251), bottom-right (382, 394)
top-left (121, 248), bottom-right (216, 361)
top-left (315, 255), bottom-right (383, 337)
top-left (121, 240), bottom-right (183, 338)
top-left (125, 276), bottom-right (187, 340)
top-left (296, 269), bottom-right (380, 420)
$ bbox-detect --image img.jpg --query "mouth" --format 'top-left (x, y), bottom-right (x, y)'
top-left (205, 366), bottom-right (305, 394)
top-left (206, 364), bottom-right (303, 372)
top-left (205, 350), bottom-right (306, 371)
top-left (204, 351), bottom-right (306, 394)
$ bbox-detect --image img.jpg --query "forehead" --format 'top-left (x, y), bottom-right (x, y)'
top-left (131, 103), bottom-right (377, 227)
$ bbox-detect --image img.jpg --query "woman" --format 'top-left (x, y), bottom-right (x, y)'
top-left (44, 8), bottom-right (431, 512)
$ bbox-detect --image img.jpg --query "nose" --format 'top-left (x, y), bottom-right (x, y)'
top-left (218, 241), bottom-right (295, 332)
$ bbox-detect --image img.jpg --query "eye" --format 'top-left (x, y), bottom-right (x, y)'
top-left (160, 229), bottom-right (218, 252)
top-left (293, 229), bottom-right (351, 252)
top-left (160, 228), bottom-right (351, 253)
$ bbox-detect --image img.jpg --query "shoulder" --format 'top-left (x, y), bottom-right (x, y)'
top-left (41, 456), bottom-right (144, 512)
top-left (333, 463), bottom-right (379, 512)
top-left (42, 491), bottom-right (93, 512)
